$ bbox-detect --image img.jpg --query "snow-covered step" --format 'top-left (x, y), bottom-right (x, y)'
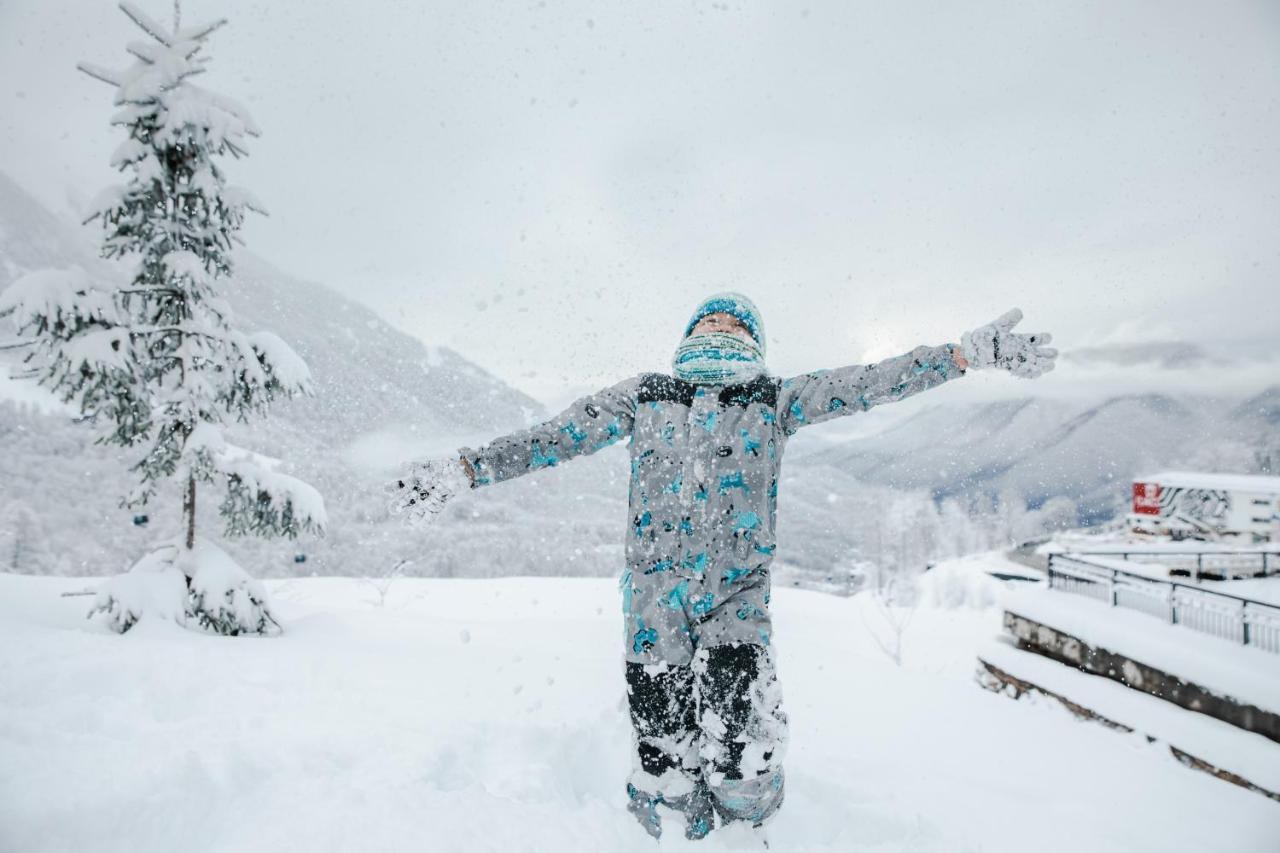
top-left (978, 639), bottom-right (1280, 802)
top-left (1002, 587), bottom-right (1280, 741)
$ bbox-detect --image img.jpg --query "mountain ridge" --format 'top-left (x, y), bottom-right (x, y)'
top-left (0, 169), bottom-right (545, 444)
top-left (795, 389), bottom-right (1277, 522)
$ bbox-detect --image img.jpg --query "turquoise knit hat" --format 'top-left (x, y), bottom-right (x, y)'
top-left (682, 292), bottom-right (766, 356)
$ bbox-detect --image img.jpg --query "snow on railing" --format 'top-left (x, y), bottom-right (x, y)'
top-left (1056, 547), bottom-right (1279, 579)
top-left (1046, 553), bottom-right (1280, 654)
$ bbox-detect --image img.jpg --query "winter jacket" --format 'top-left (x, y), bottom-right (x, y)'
top-left (459, 344), bottom-right (964, 664)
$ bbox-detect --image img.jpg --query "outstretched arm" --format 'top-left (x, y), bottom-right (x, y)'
top-left (388, 375), bottom-right (641, 525)
top-left (458, 374), bottom-right (641, 487)
top-left (776, 343), bottom-right (964, 434)
top-left (776, 307), bottom-right (1056, 435)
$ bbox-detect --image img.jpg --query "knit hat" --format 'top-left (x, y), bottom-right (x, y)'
top-left (682, 292), bottom-right (766, 356)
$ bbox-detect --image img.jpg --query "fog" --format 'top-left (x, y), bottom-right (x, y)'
top-left (4, 0), bottom-right (1278, 407)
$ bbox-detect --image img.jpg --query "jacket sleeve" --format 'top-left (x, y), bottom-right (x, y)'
top-left (458, 374), bottom-right (641, 487)
top-left (776, 343), bottom-right (964, 435)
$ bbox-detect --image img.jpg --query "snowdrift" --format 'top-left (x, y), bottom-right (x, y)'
top-left (0, 569), bottom-right (1274, 853)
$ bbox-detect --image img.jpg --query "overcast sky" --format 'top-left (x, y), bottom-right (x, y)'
top-left (3, 0), bottom-right (1278, 407)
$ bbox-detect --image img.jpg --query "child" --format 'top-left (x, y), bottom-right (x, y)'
top-left (389, 294), bottom-right (1055, 840)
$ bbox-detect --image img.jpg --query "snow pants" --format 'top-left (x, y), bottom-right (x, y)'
top-left (625, 642), bottom-right (788, 840)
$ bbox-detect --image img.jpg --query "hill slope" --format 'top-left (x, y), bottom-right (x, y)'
top-left (0, 171), bottom-right (542, 443)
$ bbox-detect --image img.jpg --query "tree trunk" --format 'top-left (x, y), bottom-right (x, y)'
top-left (184, 474), bottom-right (196, 550)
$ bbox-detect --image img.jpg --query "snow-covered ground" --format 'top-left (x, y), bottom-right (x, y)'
top-left (1, 565), bottom-right (1276, 853)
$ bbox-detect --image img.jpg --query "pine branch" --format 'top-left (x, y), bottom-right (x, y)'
top-left (77, 62), bottom-right (125, 87)
top-left (129, 325), bottom-right (224, 340)
top-left (107, 67), bottom-right (210, 108)
top-left (123, 43), bottom-right (159, 66)
top-left (116, 287), bottom-right (186, 295)
top-left (124, 42), bottom-right (155, 64)
top-left (0, 339), bottom-right (35, 351)
top-left (178, 17), bottom-right (227, 42)
top-left (126, 37), bottom-right (202, 65)
top-left (119, 1), bottom-right (174, 46)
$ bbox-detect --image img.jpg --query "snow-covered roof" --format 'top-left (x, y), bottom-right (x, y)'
top-left (1134, 471), bottom-right (1280, 493)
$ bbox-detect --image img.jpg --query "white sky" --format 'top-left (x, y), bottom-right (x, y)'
top-left (3, 1), bottom-right (1278, 408)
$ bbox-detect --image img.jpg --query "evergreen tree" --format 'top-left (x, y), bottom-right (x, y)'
top-left (0, 499), bottom-right (51, 574)
top-left (0, 2), bottom-right (325, 633)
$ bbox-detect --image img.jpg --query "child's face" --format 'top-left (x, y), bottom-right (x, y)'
top-left (691, 312), bottom-right (752, 342)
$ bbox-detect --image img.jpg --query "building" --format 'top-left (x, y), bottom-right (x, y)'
top-left (1129, 471), bottom-right (1280, 542)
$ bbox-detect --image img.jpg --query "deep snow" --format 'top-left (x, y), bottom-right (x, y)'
top-left (1, 566), bottom-right (1276, 853)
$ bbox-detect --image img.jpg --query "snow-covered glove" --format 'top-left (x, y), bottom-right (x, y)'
top-left (960, 308), bottom-right (1057, 379)
top-left (386, 457), bottom-right (473, 526)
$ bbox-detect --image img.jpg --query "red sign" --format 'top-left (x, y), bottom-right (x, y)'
top-left (1133, 482), bottom-right (1161, 515)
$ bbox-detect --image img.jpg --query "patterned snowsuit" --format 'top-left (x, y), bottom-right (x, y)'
top-left (458, 344), bottom-right (963, 836)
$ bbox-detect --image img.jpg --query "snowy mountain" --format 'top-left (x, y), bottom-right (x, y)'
top-left (792, 391), bottom-right (1278, 523)
top-left (0, 171), bottom-right (543, 444)
top-left (0, 175), bottom-right (99, 282)
top-left (1235, 386), bottom-right (1280, 427)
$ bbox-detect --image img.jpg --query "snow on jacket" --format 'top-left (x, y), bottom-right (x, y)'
top-left (459, 344), bottom-right (964, 664)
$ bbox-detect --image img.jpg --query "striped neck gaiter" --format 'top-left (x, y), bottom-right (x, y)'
top-left (672, 332), bottom-right (766, 386)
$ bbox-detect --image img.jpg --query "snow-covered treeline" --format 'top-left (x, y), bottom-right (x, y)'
top-left (0, 393), bottom-right (1101, 583)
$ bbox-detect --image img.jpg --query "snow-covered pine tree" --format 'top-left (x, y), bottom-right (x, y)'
top-left (0, 499), bottom-right (52, 574)
top-left (0, 2), bottom-right (325, 635)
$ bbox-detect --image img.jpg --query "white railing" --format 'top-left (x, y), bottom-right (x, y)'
top-left (1046, 553), bottom-right (1280, 654)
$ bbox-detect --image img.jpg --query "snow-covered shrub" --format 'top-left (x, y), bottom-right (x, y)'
top-left (858, 563), bottom-right (918, 666)
top-left (917, 560), bottom-right (1001, 610)
top-left (182, 540), bottom-right (280, 636)
top-left (91, 539), bottom-right (280, 636)
top-left (91, 546), bottom-right (190, 633)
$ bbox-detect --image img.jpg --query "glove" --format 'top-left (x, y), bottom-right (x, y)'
top-left (387, 456), bottom-right (473, 526)
top-left (961, 308), bottom-right (1057, 379)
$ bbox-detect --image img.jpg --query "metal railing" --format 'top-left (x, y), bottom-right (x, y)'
top-left (1062, 548), bottom-right (1278, 579)
top-left (1046, 553), bottom-right (1280, 654)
